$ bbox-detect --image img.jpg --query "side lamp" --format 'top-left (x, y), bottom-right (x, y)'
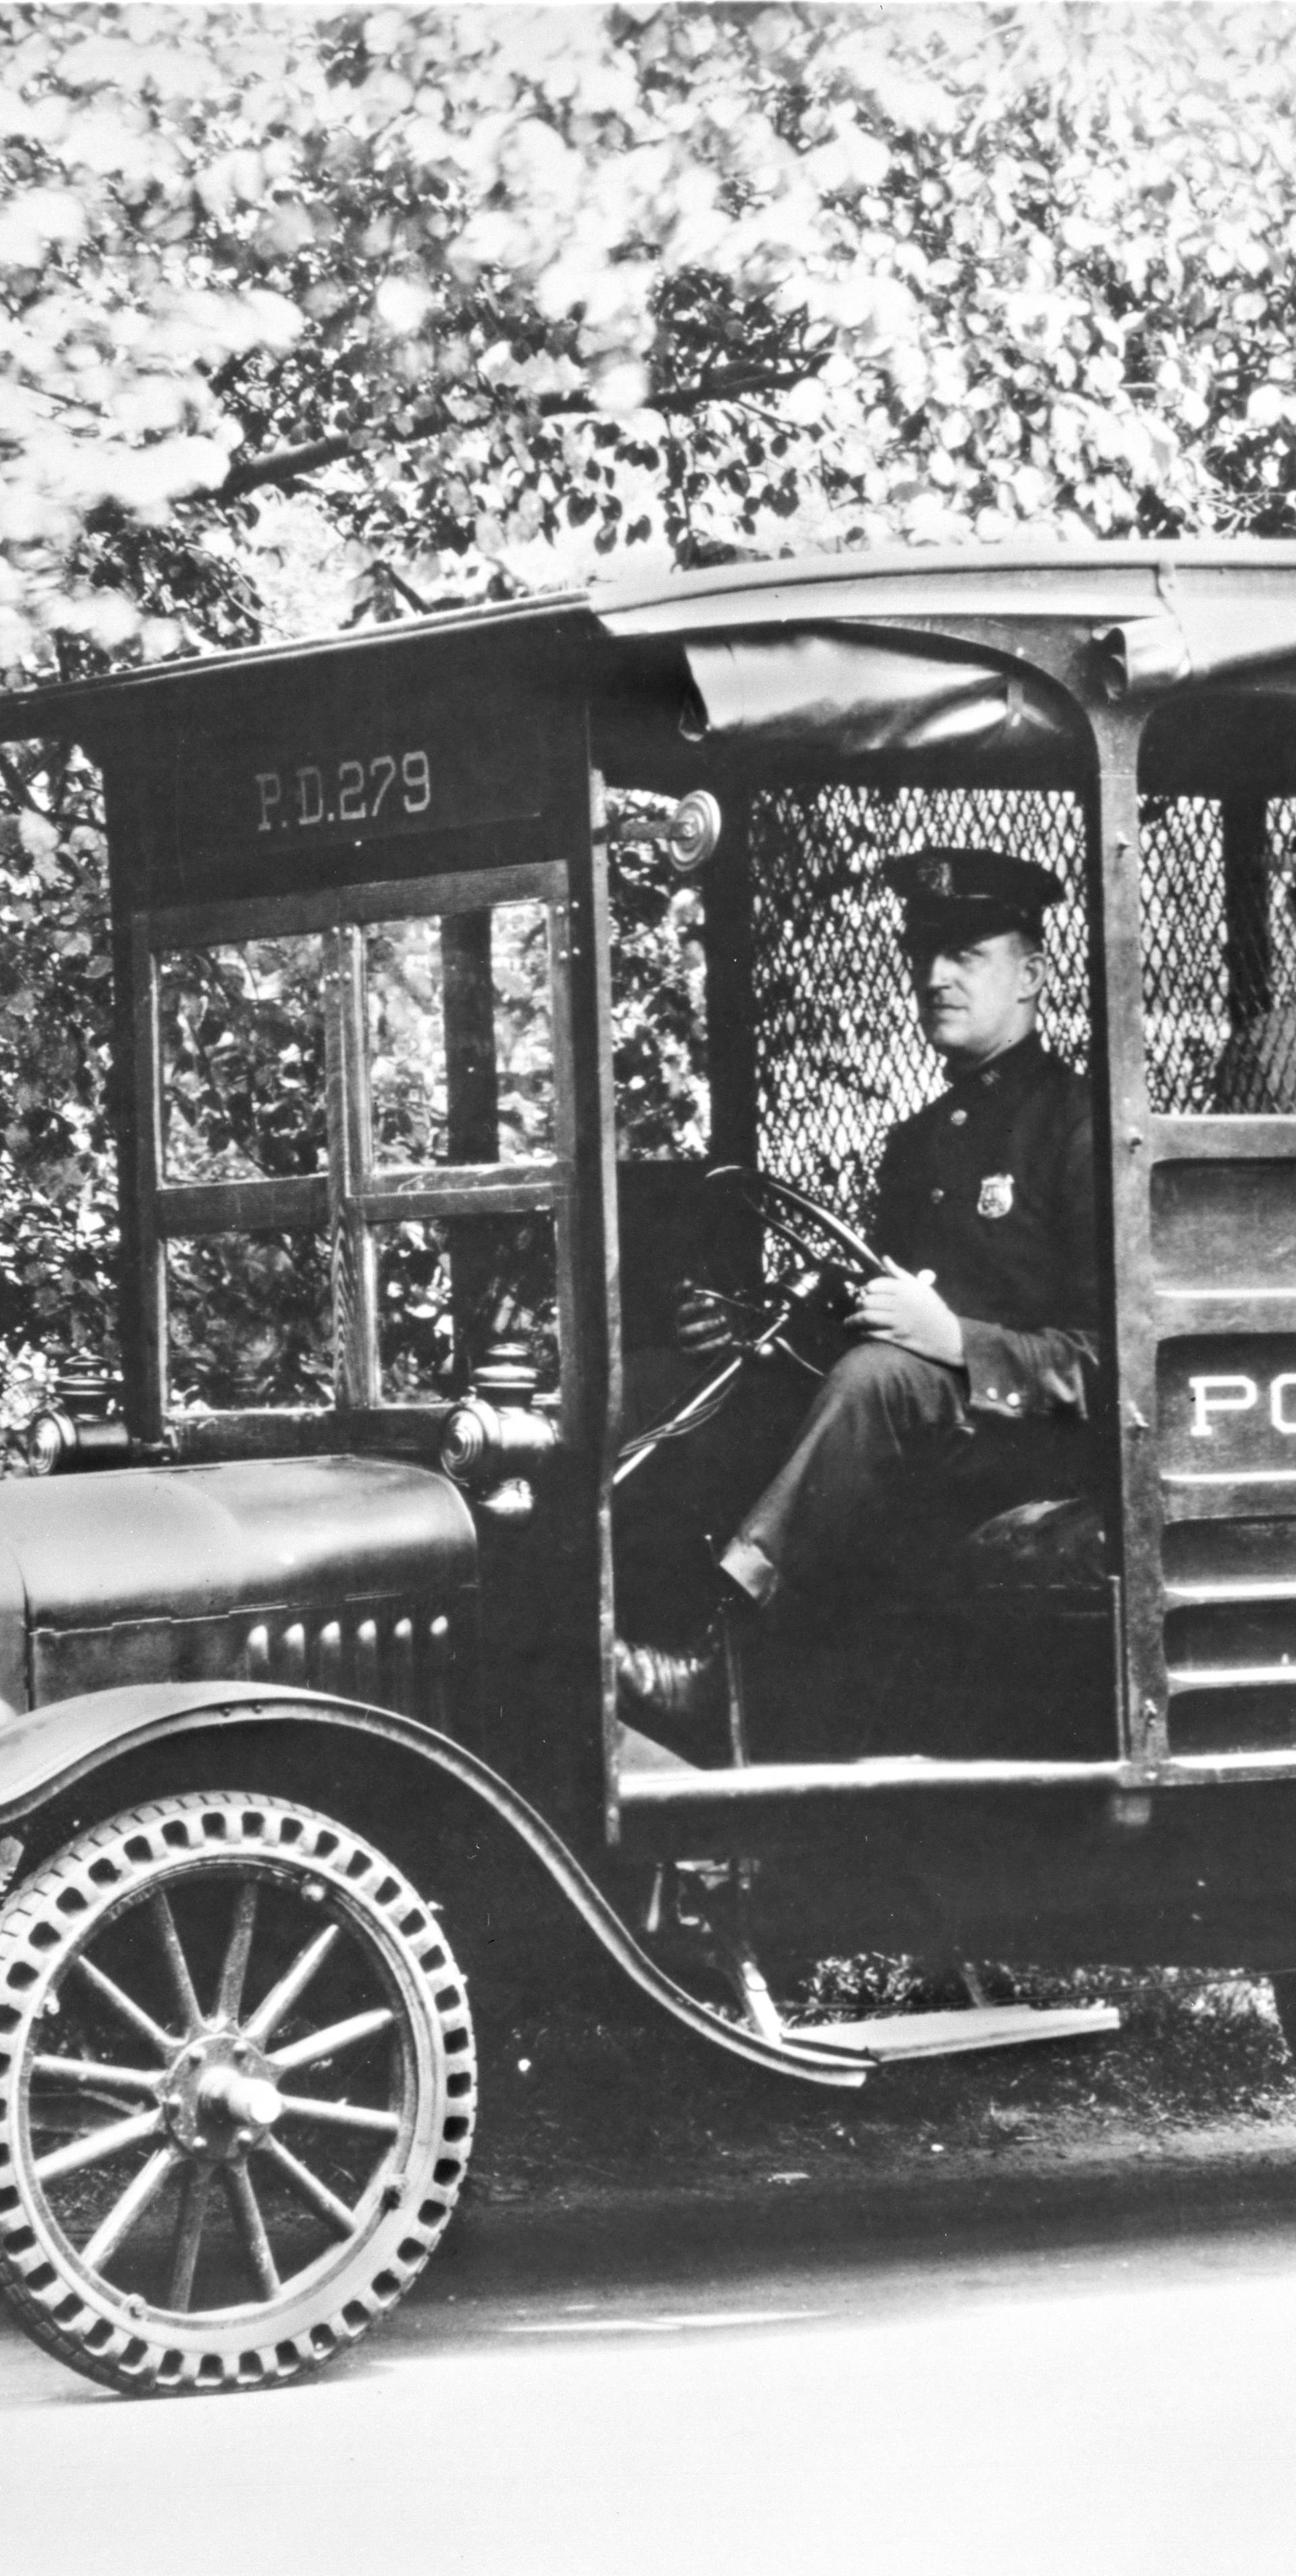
top-left (438, 1343), bottom-right (559, 1525)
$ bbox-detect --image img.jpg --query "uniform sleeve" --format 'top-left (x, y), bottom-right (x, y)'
top-left (960, 1317), bottom-right (1098, 1420)
top-left (960, 1087), bottom-right (1099, 1422)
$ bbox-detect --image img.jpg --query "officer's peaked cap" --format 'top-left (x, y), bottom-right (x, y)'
top-left (882, 847), bottom-right (1064, 942)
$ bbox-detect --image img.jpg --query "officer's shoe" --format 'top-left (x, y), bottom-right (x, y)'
top-left (614, 1634), bottom-right (724, 1727)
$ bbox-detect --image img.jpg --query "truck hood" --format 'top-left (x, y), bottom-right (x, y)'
top-left (0, 1455), bottom-right (477, 1718)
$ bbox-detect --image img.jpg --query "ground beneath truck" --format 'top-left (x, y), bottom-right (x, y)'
top-left (466, 1960), bottom-right (1296, 2209)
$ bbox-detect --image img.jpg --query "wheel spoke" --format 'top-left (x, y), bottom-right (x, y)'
top-left (82, 2145), bottom-right (178, 2272)
top-left (215, 1882), bottom-right (259, 2022)
top-left (277, 2091), bottom-right (400, 2137)
top-left (259, 2133), bottom-right (360, 2238)
top-left (34, 2105), bottom-right (164, 2183)
top-left (72, 1956), bottom-right (176, 2059)
top-left (268, 2006), bottom-right (396, 2074)
top-left (31, 2055), bottom-right (160, 2097)
top-left (242, 1923), bottom-right (340, 2047)
top-left (152, 1892), bottom-right (202, 2033)
top-left (222, 2160), bottom-right (280, 2299)
top-left (167, 2164), bottom-right (213, 2312)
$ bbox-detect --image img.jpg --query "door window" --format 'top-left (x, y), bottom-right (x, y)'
top-left (366, 902), bottom-right (555, 1169)
top-left (148, 873), bottom-right (568, 1422)
top-left (159, 937), bottom-right (327, 1183)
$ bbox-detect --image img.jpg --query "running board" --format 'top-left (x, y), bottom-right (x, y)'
top-left (788, 2002), bottom-right (1120, 2063)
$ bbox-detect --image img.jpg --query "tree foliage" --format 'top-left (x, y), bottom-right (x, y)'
top-left (0, 770), bottom-right (115, 1374)
top-left (6, 1), bottom-right (1296, 668)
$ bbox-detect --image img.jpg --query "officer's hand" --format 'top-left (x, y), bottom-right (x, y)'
top-left (845, 1258), bottom-right (965, 1368)
top-left (675, 1283), bottom-right (737, 1361)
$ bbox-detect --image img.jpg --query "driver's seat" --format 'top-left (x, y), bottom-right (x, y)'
top-left (953, 1495), bottom-right (1106, 1602)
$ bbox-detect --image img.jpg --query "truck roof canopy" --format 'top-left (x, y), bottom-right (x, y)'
top-left (5, 539), bottom-right (1296, 807)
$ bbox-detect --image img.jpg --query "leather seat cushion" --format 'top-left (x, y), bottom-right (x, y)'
top-left (955, 1495), bottom-right (1106, 1598)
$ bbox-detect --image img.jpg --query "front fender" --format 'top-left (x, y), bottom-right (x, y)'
top-left (0, 1680), bottom-right (865, 2091)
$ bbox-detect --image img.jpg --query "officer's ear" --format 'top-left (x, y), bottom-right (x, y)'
top-left (1015, 937), bottom-right (1046, 1001)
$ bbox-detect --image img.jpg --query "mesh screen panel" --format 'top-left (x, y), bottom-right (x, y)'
top-left (1136, 796), bottom-right (1296, 1112)
top-left (1158, 797), bottom-right (1296, 1115)
top-left (748, 786), bottom-right (1089, 1222)
top-left (1137, 798), bottom-right (1227, 1114)
top-left (610, 780), bottom-right (1296, 1237)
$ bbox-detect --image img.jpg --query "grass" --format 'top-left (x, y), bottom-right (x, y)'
top-left (796, 1954), bottom-right (1296, 2124)
top-left (466, 1958), bottom-right (1296, 2202)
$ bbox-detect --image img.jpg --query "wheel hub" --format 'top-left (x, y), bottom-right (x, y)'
top-left (161, 2031), bottom-right (281, 2164)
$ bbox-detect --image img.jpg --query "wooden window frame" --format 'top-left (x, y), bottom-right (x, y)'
top-left (128, 859), bottom-right (578, 1443)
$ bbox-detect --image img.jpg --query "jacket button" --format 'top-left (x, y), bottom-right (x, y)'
top-left (930, 1186), bottom-right (944, 1204)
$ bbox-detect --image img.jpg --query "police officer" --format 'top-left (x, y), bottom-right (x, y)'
top-left (616, 846), bottom-right (1098, 1729)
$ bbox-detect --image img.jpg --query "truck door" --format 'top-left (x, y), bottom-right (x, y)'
top-left (99, 625), bottom-right (619, 1809)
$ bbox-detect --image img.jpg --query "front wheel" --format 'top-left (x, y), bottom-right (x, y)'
top-left (0, 1793), bottom-right (477, 2394)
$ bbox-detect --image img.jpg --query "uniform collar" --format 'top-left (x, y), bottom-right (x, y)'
top-left (943, 1029), bottom-right (1044, 1100)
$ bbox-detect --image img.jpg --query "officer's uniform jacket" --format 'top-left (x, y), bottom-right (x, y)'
top-left (871, 1031), bottom-right (1098, 1424)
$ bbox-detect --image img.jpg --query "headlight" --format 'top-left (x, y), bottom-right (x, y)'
top-left (439, 1397), bottom-right (558, 1519)
top-left (27, 1410), bottom-right (132, 1476)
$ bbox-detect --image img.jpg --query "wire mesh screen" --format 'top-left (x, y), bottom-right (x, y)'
top-left (1244, 798), bottom-right (1296, 1110)
top-left (1150, 795), bottom-right (1296, 1115)
top-left (748, 786), bottom-right (1089, 1222)
top-left (1139, 798), bottom-right (1227, 1114)
top-left (744, 785), bottom-right (1296, 1189)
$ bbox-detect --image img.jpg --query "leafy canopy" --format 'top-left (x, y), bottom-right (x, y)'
top-left (2, 3), bottom-right (1296, 672)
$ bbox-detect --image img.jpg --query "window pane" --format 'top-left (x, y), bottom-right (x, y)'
top-left (167, 1231), bottom-right (331, 1411)
top-left (159, 938), bottom-right (327, 1183)
top-left (367, 902), bottom-right (555, 1169)
top-left (376, 1212), bottom-right (558, 1403)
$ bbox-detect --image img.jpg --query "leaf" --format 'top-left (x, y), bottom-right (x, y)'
top-left (1247, 383), bottom-right (1285, 427)
top-left (375, 276), bottom-right (434, 335)
top-left (17, 813), bottom-right (57, 864)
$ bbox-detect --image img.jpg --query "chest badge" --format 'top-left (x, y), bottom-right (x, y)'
top-left (977, 1173), bottom-right (1015, 1219)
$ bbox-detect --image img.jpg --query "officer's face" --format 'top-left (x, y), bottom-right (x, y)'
top-left (907, 930), bottom-right (1046, 1069)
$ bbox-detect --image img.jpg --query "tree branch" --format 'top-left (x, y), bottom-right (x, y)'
top-left (342, 562), bottom-right (433, 624)
top-left (218, 357), bottom-right (826, 502)
top-left (0, 751), bottom-right (47, 817)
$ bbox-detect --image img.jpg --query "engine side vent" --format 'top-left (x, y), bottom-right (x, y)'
top-left (30, 1596), bottom-right (453, 1722)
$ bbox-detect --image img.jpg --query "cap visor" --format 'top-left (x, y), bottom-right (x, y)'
top-left (901, 901), bottom-right (1041, 946)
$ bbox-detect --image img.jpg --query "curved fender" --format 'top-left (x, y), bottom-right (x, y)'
top-left (0, 1680), bottom-right (865, 2092)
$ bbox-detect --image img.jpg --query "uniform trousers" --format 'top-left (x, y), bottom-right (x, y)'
top-left (720, 1340), bottom-right (971, 1607)
top-left (616, 1335), bottom-right (1091, 1640)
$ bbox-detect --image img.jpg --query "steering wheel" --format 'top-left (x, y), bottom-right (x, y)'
top-left (704, 1164), bottom-right (884, 1288)
top-left (614, 1166), bottom-right (882, 1484)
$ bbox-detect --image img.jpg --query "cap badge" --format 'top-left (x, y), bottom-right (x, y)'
top-left (977, 1173), bottom-right (1015, 1219)
top-left (915, 855), bottom-right (955, 899)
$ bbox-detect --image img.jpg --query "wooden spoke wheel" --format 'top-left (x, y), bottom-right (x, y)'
top-left (0, 1794), bottom-right (477, 2395)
